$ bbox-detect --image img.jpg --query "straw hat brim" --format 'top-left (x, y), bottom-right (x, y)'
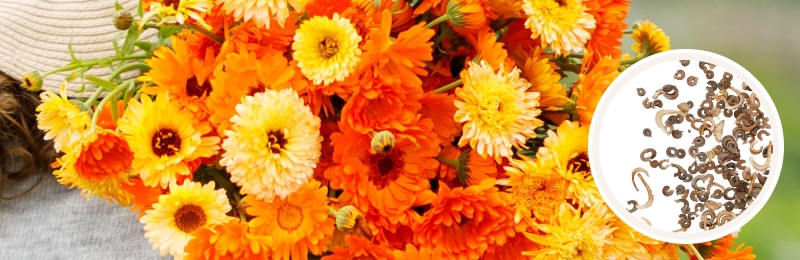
top-left (0, 0), bottom-right (155, 98)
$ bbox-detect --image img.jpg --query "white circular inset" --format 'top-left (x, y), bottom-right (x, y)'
top-left (589, 49), bottom-right (783, 243)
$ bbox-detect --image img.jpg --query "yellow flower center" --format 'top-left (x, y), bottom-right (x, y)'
top-left (151, 128), bottom-right (182, 157)
top-left (515, 174), bottom-right (567, 220)
top-left (561, 230), bottom-right (601, 260)
top-left (174, 204), bottom-right (207, 232)
top-left (277, 204), bottom-right (304, 231)
top-left (534, 0), bottom-right (582, 31)
top-left (476, 90), bottom-right (517, 128)
top-left (319, 38), bottom-right (339, 58)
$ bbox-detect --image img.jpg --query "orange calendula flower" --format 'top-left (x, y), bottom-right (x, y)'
top-left (361, 10), bottom-right (434, 88)
top-left (52, 138), bottom-right (133, 206)
top-left (523, 204), bottom-right (614, 259)
top-left (414, 178), bottom-right (516, 260)
top-left (694, 234), bottom-right (735, 258)
top-left (522, 0), bottom-right (596, 56)
top-left (417, 92), bottom-right (461, 145)
top-left (121, 178), bottom-right (163, 219)
top-left (74, 129), bottom-right (133, 183)
top-left (631, 20), bottom-right (671, 57)
top-left (582, 0), bottom-right (631, 69)
top-left (340, 74), bottom-right (423, 134)
top-left (245, 180), bottom-right (334, 260)
top-left (95, 100), bottom-right (125, 130)
top-left (707, 243), bottom-right (756, 260)
top-left (207, 48), bottom-right (303, 137)
top-left (505, 156), bottom-right (568, 224)
top-left (536, 120), bottom-right (600, 207)
top-left (573, 56), bottom-right (620, 126)
top-left (140, 36), bottom-right (215, 121)
top-left (455, 60), bottom-right (542, 162)
top-left (465, 27), bottom-right (514, 71)
top-left (482, 234), bottom-right (541, 260)
top-left (393, 244), bottom-right (446, 259)
top-left (323, 235), bottom-right (394, 260)
top-left (329, 123), bottom-right (438, 225)
top-left (184, 219), bottom-right (272, 260)
top-left (118, 92), bottom-right (220, 188)
top-left (522, 47), bottom-right (570, 111)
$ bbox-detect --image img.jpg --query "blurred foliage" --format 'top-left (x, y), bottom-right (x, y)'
top-left (625, 1), bottom-right (800, 258)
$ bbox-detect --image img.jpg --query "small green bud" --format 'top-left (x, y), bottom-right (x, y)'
top-left (21, 71), bottom-right (43, 92)
top-left (113, 11), bottom-right (133, 30)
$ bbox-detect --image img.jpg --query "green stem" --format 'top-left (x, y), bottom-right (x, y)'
top-left (623, 29), bottom-right (633, 34)
top-left (186, 22), bottom-right (224, 44)
top-left (41, 54), bottom-right (149, 77)
top-left (425, 13), bottom-right (450, 29)
top-left (687, 244), bottom-right (705, 260)
top-left (90, 81), bottom-right (129, 132)
top-left (620, 55), bottom-right (645, 66)
top-left (108, 63), bottom-right (150, 81)
top-left (567, 53), bottom-right (584, 59)
top-left (84, 87), bottom-right (106, 108)
top-left (436, 156), bottom-right (459, 168)
top-left (433, 79), bottom-right (462, 94)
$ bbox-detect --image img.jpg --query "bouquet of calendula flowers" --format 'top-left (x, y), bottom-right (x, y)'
top-left (27, 0), bottom-right (757, 259)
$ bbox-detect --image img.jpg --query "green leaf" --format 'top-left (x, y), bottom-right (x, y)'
top-left (67, 37), bottom-right (78, 62)
top-left (112, 31), bottom-right (125, 55)
top-left (158, 25), bottom-right (183, 40)
top-left (456, 147), bottom-right (472, 186)
top-left (85, 76), bottom-right (118, 91)
top-left (121, 28), bottom-right (140, 56)
top-left (137, 0), bottom-right (143, 17)
top-left (114, 1), bottom-right (123, 11)
top-left (134, 41), bottom-right (153, 53)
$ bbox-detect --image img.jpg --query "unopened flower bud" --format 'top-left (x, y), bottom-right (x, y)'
top-left (370, 131), bottom-right (395, 154)
top-left (113, 11), bottom-right (133, 30)
top-left (21, 71), bottom-right (43, 92)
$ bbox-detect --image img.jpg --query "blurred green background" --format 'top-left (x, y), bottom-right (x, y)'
top-left (623, 1), bottom-right (800, 258)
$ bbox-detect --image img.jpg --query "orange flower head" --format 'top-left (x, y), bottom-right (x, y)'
top-left (207, 48), bottom-right (302, 137)
top-left (707, 244), bottom-right (756, 260)
top-left (573, 56), bottom-right (620, 126)
top-left (582, 0), bottom-right (630, 69)
top-left (418, 92), bottom-right (461, 145)
top-left (521, 47), bottom-right (569, 111)
top-left (481, 233), bottom-right (541, 260)
top-left (95, 100), bottom-right (125, 130)
top-left (414, 178), bottom-right (516, 259)
top-left (341, 74), bottom-right (423, 134)
top-left (328, 122), bottom-right (438, 224)
top-left (184, 219), bottom-right (272, 260)
top-left (360, 11), bottom-right (434, 88)
top-left (139, 36), bottom-right (215, 121)
top-left (245, 180), bottom-right (334, 260)
top-left (323, 235), bottom-right (393, 260)
top-left (438, 0), bottom-right (498, 32)
top-left (394, 244), bottom-right (446, 260)
top-left (74, 129), bottom-right (133, 183)
top-left (224, 17), bottom-right (299, 57)
top-left (121, 178), bottom-right (164, 219)
top-left (464, 27), bottom-right (513, 70)
top-left (694, 234), bottom-right (735, 258)
top-left (505, 156), bottom-right (568, 224)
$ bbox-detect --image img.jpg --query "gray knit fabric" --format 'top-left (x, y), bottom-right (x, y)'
top-left (0, 173), bottom-right (171, 259)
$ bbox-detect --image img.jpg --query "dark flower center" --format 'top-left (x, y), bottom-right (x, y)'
top-left (319, 38), bottom-right (339, 58)
top-left (174, 204), bottom-right (206, 233)
top-left (267, 131), bottom-right (288, 154)
top-left (163, 0), bottom-right (181, 11)
top-left (367, 151), bottom-right (405, 189)
top-left (151, 128), bottom-right (181, 157)
top-left (569, 152), bottom-right (591, 177)
top-left (185, 77), bottom-right (211, 98)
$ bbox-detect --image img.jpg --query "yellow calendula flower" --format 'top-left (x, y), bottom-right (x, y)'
top-left (140, 180), bottom-right (233, 260)
top-left (522, 0), bottom-right (596, 56)
top-left (217, 0), bottom-right (306, 29)
top-left (523, 203), bottom-right (614, 259)
top-left (603, 215), bottom-right (658, 259)
top-left (35, 82), bottom-right (91, 152)
top-left (631, 20), bottom-right (670, 57)
top-left (521, 47), bottom-right (570, 111)
top-left (292, 13), bottom-right (362, 85)
top-left (536, 120), bottom-right (602, 207)
top-left (220, 88), bottom-right (322, 201)
top-left (504, 156), bottom-right (568, 225)
top-left (455, 60), bottom-right (543, 162)
top-left (118, 92), bottom-right (220, 188)
top-left (139, 0), bottom-right (213, 29)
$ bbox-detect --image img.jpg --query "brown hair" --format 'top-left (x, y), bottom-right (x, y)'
top-left (0, 71), bottom-right (56, 199)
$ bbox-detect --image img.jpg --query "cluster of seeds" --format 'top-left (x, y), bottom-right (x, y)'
top-left (629, 60), bottom-right (772, 232)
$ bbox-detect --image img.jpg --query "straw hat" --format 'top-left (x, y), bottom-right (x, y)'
top-left (0, 0), bottom-right (155, 98)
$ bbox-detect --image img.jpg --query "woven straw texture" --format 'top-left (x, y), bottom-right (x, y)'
top-left (0, 0), bottom-right (155, 98)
